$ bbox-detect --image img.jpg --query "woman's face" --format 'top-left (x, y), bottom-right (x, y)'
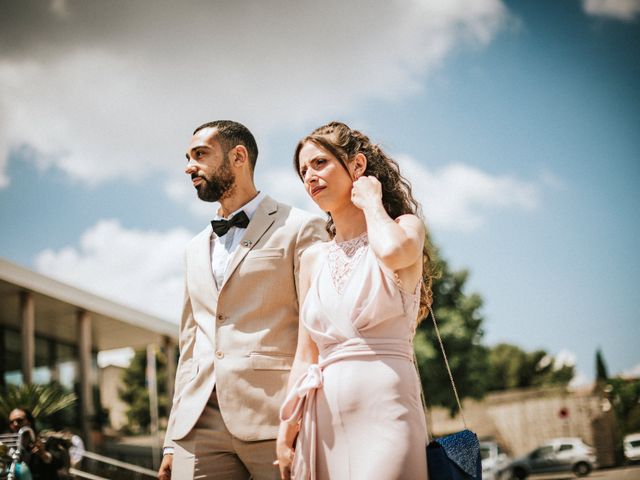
top-left (298, 141), bottom-right (354, 212)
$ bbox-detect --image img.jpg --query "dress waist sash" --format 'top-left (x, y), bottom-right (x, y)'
top-left (279, 337), bottom-right (413, 480)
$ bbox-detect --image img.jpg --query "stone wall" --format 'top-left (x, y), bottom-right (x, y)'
top-left (429, 386), bottom-right (618, 466)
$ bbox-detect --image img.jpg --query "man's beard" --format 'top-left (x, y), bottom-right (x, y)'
top-left (194, 160), bottom-right (235, 202)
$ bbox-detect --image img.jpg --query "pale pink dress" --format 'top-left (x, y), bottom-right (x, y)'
top-left (281, 233), bottom-right (428, 480)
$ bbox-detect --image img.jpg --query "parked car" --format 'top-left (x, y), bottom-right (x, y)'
top-left (624, 432), bottom-right (640, 463)
top-left (481, 440), bottom-right (511, 480)
top-left (504, 437), bottom-right (597, 479)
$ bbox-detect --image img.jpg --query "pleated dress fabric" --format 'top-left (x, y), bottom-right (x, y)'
top-left (281, 234), bottom-right (428, 480)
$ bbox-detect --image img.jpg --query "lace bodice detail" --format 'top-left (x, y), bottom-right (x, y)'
top-left (327, 232), bottom-right (369, 295)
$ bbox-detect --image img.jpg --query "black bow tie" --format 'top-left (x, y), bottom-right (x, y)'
top-left (211, 210), bottom-right (250, 237)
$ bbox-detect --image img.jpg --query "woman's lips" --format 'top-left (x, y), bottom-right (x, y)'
top-left (311, 186), bottom-right (325, 196)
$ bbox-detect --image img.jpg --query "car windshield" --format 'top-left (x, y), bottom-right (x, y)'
top-left (531, 446), bottom-right (554, 459)
top-left (629, 440), bottom-right (640, 448)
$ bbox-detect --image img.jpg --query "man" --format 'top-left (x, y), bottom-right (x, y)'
top-left (158, 120), bottom-right (326, 479)
top-left (8, 408), bottom-right (69, 479)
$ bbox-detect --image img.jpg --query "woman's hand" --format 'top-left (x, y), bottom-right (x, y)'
top-left (275, 436), bottom-right (295, 480)
top-left (351, 176), bottom-right (383, 211)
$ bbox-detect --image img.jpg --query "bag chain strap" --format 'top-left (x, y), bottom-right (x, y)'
top-left (415, 306), bottom-right (468, 432)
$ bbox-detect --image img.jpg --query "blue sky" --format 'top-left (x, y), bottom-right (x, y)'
top-left (0, 0), bottom-right (638, 383)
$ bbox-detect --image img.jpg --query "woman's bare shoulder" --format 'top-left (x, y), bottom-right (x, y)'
top-left (395, 213), bottom-right (425, 230)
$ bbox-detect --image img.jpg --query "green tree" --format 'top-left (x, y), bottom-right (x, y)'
top-left (596, 348), bottom-right (609, 383)
top-left (486, 343), bottom-right (574, 391)
top-left (414, 247), bottom-right (489, 415)
top-left (0, 383), bottom-right (77, 427)
top-left (531, 352), bottom-right (574, 388)
top-left (119, 348), bottom-right (169, 434)
top-left (607, 377), bottom-right (640, 435)
top-left (487, 343), bottom-right (529, 390)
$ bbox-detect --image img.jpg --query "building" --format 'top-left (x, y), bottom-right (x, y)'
top-left (0, 258), bottom-right (178, 448)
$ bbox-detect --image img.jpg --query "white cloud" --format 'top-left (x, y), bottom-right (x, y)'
top-left (397, 155), bottom-right (540, 232)
top-left (35, 220), bottom-right (193, 322)
top-left (582, 0), bottom-right (640, 21)
top-left (554, 349), bottom-right (577, 369)
top-left (568, 370), bottom-right (592, 390)
top-left (0, 0), bottom-right (509, 188)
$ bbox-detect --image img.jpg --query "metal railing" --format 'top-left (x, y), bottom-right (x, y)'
top-left (2, 433), bottom-right (157, 479)
top-left (76, 450), bottom-right (157, 478)
top-left (69, 468), bottom-right (109, 480)
top-left (0, 433), bottom-right (20, 450)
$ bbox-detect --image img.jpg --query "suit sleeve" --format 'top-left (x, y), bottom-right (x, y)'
top-left (163, 252), bottom-right (197, 450)
top-left (293, 215), bottom-right (328, 299)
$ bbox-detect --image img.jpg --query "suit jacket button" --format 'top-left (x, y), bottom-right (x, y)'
top-left (217, 313), bottom-right (225, 323)
top-left (215, 350), bottom-right (224, 359)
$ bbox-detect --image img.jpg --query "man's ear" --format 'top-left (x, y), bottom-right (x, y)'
top-left (230, 145), bottom-right (249, 167)
top-left (352, 152), bottom-right (367, 178)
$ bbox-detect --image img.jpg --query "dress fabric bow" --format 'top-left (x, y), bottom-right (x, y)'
top-left (210, 210), bottom-right (250, 236)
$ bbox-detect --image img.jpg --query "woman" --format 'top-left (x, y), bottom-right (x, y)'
top-left (276, 122), bottom-right (433, 479)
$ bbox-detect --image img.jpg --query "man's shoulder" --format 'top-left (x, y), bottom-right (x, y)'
top-left (185, 224), bottom-right (211, 250)
top-left (265, 196), bottom-right (324, 226)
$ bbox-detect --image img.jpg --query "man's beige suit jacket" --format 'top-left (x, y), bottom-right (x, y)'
top-left (164, 195), bottom-right (326, 446)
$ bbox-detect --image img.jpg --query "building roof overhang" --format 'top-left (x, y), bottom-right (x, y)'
top-left (0, 258), bottom-right (177, 350)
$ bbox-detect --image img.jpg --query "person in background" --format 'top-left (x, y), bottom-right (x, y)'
top-left (8, 408), bottom-right (68, 480)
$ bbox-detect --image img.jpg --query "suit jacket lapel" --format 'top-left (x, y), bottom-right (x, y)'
top-left (222, 195), bottom-right (279, 289)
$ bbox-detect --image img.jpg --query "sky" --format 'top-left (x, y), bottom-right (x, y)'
top-left (0, 0), bottom-right (638, 384)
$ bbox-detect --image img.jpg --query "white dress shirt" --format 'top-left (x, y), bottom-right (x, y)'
top-left (210, 191), bottom-right (265, 288)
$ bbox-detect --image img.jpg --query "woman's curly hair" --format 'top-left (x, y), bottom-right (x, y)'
top-left (294, 121), bottom-right (434, 321)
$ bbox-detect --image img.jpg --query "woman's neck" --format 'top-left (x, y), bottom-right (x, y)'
top-left (331, 203), bottom-right (367, 242)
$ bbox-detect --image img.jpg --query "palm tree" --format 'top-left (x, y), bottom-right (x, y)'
top-left (0, 383), bottom-right (77, 421)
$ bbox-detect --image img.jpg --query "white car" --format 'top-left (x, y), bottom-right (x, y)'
top-left (504, 437), bottom-right (598, 479)
top-left (481, 441), bottom-right (511, 480)
top-left (624, 433), bottom-right (640, 463)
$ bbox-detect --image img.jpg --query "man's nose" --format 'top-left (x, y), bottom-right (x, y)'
top-left (185, 158), bottom-right (197, 173)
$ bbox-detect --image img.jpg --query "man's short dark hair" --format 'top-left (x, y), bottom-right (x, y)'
top-left (193, 120), bottom-right (259, 171)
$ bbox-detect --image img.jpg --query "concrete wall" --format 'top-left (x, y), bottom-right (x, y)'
top-left (430, 386), bottom-right (618, 466)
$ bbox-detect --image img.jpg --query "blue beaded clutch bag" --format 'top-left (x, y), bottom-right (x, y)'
top-left (426, 429), bottom-right (481, 479)
top-left (417, 307), bottom-right (482, 479)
